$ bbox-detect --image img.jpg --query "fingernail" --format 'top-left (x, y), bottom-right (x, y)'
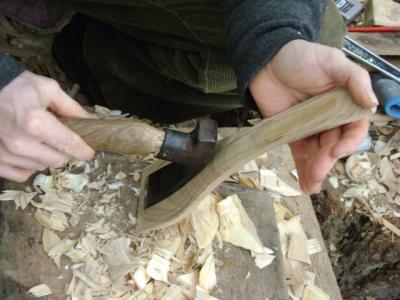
top-left (86, 112), bottom-right (98, 119)
top-left (369, 90), bottom-right (379, 106)
top-left (370, 106), bottom-right (377, 114)
top-left (337, 151), bottom-right (351, 159)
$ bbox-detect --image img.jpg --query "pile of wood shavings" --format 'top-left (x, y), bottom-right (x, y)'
top-left (325, 117), bottom-right (400, 236)
top-left (232, 155), bottom-right (328, 300)
top-left (0, 155), bottom-right (275, 299)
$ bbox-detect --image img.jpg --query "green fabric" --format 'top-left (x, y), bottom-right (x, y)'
top-left (57, 0), bottom-right (345, 123)
top-left (320, 0), bottom-right (347, 48)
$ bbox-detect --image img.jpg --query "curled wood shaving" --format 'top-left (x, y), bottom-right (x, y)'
top-left (287, 235), bottom-right (311, 265)
top-left (217, 195), bottom-right (264, 254)
top-left (133, 265), bottom-right (150, 290)
top-left (27, 283), bottom-right (52, 297)
top-left (307, 239), bottom-right (322, 256)
top-left (191, 194), bottom-right (219, 249)
top-left (42, 229), bottom-right (60, 253)
top-left (254, 247), bottom-right (275, 269)
top-left (302, 284), bottom-right (330, 300)
top-left (48, 238), bottom-right (76, 268)
top-left (260, 169), bottom-right (301, 197)
top-left (199, 254), bottom-right (217, 294)
top-left (0, 190), bottom-right (37, 209)
top-left (146, 253), bottom-right (171, 283)
top-left (34, 209), bottom-right (67, 232)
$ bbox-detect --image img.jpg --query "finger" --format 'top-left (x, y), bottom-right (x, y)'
top-left (28, 111), bottom-right (94, 160)
top-left (44, 81), bottom-right (96, 119)
top-left (0, 164), bottom-right (34, 182)
top-left (319, 127), bottom-right (342, 148)
top-left (290, 136), bottom-right (321, 192)
top-left (331, 118), bottom-right (369, 159)
top-left (298, 129), bottom-right (341, 194)
top-left (0, 143), bottom-right (46, 171)
top-left (2, 136), bottom-right (69, 168)
top-left (323, 50), bottom-right (378, 109)
top-left (304, 146), bottom-right (337, 194)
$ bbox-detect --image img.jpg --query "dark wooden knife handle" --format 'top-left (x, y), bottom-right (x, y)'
top-left (61, 118), bottom-right (165, 156)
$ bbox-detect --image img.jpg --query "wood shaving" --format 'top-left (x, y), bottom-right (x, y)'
top-left (27, 283), bottom-right (52, 297)
top-left (2, 150), bottom-right (281, 299)
top-left (217, 195), bottom-right (264, 254)
top-left (287, 235), bottom-right (311, 265)
top-left (191, 194), bottom-right (219, 249)
top-left (302, 284), bottom-right (330, 300)
top-left (199, 254), bottom-right (217, 293)
top-left (34, 209), bottom-right (67, 232)
top-left (307, 239), bottom-right (322, 256)
top-left (42, 229), bottom-right (61, 253)
top-left (260, 169), bottom-right (301, 197)
top-left (0, 190), bottom-right (37, 210)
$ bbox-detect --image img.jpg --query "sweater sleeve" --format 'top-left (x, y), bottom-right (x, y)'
top-left (221, 0), bottom-right (326, 109)
top-left (0, 53), bottom-right (26, 90)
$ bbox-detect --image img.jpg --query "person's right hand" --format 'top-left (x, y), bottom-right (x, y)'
top-left (0, 71), bottom-right (95, 182)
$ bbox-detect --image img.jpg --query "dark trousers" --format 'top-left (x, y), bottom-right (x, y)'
top-left (57, 0), bottom-right (346, 123)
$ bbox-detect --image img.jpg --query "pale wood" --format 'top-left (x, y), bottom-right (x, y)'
top-left (366, 0), bottom-right (400, 26)
top-left (62, 118), bottom-right (165, 156)
top-left (348, 32), bottom-right (400, 56)
top-left (136, 87), bottom-right (372, 233)
top-left (266, 147), bottom-right (343, 300)
top-left (0, 159), bottom-right (287, 299)
top-left (214, 183), bottom-right (289, 300)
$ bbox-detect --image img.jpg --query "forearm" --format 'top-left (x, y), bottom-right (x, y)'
top-left (221, 0), bottom-right (326, 109)
top-left (0, 53), bottom-right (26, 90)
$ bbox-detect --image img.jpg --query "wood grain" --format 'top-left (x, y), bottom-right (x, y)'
top-left (348, 32), bottom-right (400, 56)
top-left (62, 118), bottom-right (165, 156)
top-left (214, 183), bottom-right (289, 300)
top-left (136, 87), bottom-right (372, 233)
top-left (266, 147), bottom-right (343, 300)
top-left (366, 0), bottom-right (400, 27)
top-left (0, 160), bottom-right (288, 299)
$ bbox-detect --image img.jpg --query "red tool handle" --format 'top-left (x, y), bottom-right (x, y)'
top-left (348, 26), bottom-right (400, 32)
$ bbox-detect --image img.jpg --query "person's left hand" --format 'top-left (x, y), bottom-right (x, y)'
top-left (249, 40), bottom-right (378, 194)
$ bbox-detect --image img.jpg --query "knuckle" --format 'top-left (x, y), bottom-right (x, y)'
top-left (22, 111), bottom-right (43, 135)
top-left (17, 171), bottom-right (32, 183)
top-left (358, 67), bottom-right (370, 79)
top-left (60, 134), bottom-right (81, 153)
top-left (44, 78), bottom-right (60, 93)
top-left (5, 138), bottom-right (24, 155)
top-left (329, 48), bottom-right (345, 60)
top-left (51, 157), bottom-right (66, 168)
top-left (0, 151), bottom-right (5, 163)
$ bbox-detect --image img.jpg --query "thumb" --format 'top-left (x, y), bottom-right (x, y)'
top-left (324, 50), bottom-right (378, 109)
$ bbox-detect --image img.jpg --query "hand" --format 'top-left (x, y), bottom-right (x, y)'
top-left (249, 40), bottom-right (378, 194)
top-left (0, 71), bottom-right (95, 182)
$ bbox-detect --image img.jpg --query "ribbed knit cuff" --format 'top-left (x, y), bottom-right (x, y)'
top-left (0, 53), bottom-right (26, 90)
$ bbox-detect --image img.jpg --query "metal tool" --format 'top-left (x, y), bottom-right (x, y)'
top-left (62, 118), bottom-right (217, 166)
top-left (335, 0), bottom-right (364, 23)
top-left (343, 36), bottom-right (400, 83)
top-left (136, 88), bottom-right (372, 233)
top-left (371, 73), bottom-right (400, 119)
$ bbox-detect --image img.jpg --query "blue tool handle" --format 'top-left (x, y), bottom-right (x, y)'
top-left (371, 73), bottom-right (400, 119)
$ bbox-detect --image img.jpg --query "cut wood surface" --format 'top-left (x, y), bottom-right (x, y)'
top-left (62, 118), bottom-right (165, 156)
top-left (348, 32), bottom-right (400, 56)
top-left (137, 87), bottom-right (372, 233)
top-left (266, 147), bottom-right (343, 300)
top-left (214, 183), bottom-right (288, 300)
top-left (0, 160), bottom-right (287, 299)
top-left (366, 0), bottom-right (400, 26)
